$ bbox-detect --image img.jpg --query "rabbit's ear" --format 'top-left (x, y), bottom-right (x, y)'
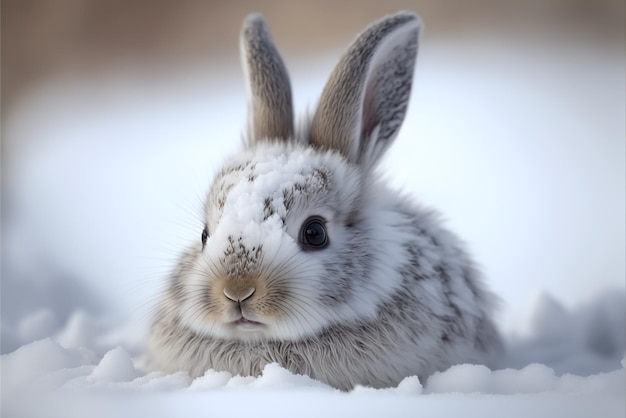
top-left (309, 12), bottom-right (421, 169)
top-left (240, 14), bottom-right (294, 143)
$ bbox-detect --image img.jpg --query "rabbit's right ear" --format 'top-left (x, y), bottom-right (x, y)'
top-left (309, 12), bottom-right (421, 170)
top-left (240, 14), bottom-right (294, 143)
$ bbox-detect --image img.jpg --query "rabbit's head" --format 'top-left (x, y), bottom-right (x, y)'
top-left (172, 12), bottom-right (421, 343)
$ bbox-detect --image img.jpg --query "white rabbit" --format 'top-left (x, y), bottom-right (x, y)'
top-left (146, 11), bottom-right (502, 391)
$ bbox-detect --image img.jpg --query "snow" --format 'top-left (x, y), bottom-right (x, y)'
top-left (2, 31), bottom-right (625, 417)
top-left (2, 336), bottom-right (624, 417)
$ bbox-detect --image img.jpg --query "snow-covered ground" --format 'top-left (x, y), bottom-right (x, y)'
top-left (2, 33), bottom-right (624, 417)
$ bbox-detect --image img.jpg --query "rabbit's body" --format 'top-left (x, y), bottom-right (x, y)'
top-left (147, 12), bottom-right (502, 391)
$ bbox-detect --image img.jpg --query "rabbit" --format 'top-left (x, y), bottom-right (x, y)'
top-left (146, 11), bottom-right (503, 391)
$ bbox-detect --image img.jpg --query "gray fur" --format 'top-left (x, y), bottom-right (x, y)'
top-left (146, 11), bottom-right (503, 391)
top-left (241, 13), bottom-right (294, 142)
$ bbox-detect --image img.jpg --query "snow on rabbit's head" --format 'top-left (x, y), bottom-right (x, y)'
top-left (174, 12), bottom-right (421, 342)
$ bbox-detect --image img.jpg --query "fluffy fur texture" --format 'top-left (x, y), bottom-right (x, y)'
top-left (146, 11), bottom-right (502, 391)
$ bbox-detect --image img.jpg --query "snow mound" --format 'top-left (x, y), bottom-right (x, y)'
top-left (4, 338), bottom-right (623, 395)
top-left (504, 290), bottom-right (625, 375)
top-left (2, 337), bottom-right (624, 418)
top-left (426, 362), bottom-right (624, 396)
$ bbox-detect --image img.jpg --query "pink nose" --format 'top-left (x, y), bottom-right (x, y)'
top-left (223, 286), bottom-right (256, 302)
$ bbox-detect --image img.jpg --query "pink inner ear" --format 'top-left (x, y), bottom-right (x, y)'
top-left (360, 77), bottom-right (379, 139)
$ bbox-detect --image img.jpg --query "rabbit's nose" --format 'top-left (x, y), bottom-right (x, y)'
top-left (223, 285), bottom-right (256, 302)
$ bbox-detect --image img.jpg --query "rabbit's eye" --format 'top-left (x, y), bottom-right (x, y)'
top-left (201, 226), bottom-right (209, 249)
top-left (301, 218), bottom-right (328, 249)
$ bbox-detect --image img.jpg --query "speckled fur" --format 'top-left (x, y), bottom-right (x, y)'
top-left (146, 11), bottom-right (502, 391)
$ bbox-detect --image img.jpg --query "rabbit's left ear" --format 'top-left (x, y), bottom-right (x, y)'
top-left (309, 12), bottom-right (421, 169)
top-left (240, 14), bottom-right (294, 143)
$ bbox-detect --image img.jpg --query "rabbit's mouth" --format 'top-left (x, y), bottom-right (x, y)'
top-left (232, 316), bottom-right (264, 329)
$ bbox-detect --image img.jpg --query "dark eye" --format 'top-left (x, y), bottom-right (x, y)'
top-left (201, 226), bottom-right (209, 248)
top-left (301, 218), bottom-right (328, 249)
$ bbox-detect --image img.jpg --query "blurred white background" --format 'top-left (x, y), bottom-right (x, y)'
top-left (2, 0), bottom-right (624, 354)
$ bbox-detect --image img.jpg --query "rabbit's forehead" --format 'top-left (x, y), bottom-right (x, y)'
top-left (221, 150), bottom-right (331, 193)
top-left (208, 148), bottom-right (343, 223)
